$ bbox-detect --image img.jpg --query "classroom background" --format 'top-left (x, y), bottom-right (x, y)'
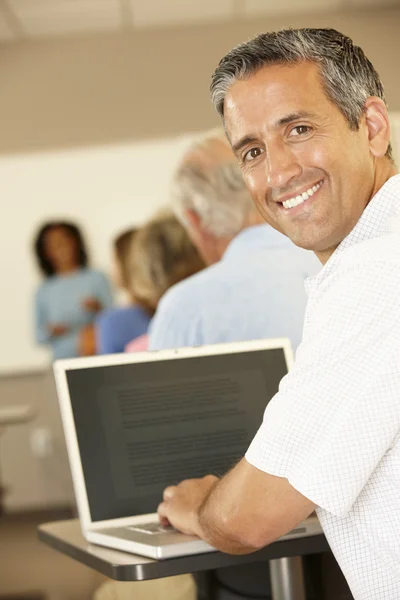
top-left (0, 1), bottom-right (399, 598)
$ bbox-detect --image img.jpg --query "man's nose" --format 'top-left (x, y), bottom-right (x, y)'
top-left (265, 143), bottom-right (302, 190)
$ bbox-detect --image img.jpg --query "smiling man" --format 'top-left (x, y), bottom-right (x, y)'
top-left (158, 29), bottom-right (400, 599)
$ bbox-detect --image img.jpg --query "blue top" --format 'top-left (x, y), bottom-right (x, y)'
top-left (96, 305), bottom-right (151, 354)
top-left (35, 268), bottom-right (113, 360)
top-left (149, 224), bottom-right (321, 352)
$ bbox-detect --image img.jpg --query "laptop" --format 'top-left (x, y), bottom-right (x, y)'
top-left (53, 338), bottom-right (321, 560)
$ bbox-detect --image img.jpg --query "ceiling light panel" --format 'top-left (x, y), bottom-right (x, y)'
top-left (10, 0), bottom-right (122, 36)
top-left (129, 0), bottom-right (233, 28)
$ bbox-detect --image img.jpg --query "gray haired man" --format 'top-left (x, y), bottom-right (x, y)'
top-left (158, 29), bottom-right (400, 600)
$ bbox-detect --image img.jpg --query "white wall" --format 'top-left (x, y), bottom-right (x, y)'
top-left (1, 134), bottom-right (195, 374)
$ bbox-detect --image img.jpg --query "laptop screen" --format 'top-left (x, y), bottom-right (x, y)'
top-left (66, 346), bottom-right (288, 522)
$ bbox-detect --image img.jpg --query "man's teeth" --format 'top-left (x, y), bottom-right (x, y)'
top-left (282, 182), bottom-right (322, 209)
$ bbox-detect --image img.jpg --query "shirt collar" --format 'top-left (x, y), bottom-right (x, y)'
top-left (305, 174), bottom-right (400, 294)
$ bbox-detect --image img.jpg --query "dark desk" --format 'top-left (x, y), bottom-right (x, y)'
top-left (39, 519), bottom-right (329, 599)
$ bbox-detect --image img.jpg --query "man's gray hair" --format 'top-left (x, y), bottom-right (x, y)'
top-left (211, 28), bottom-right (393, 160)
top-left (172, 133), bottom-right (255, 238)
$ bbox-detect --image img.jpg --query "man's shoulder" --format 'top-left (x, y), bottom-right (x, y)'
top-left (159, 263), bottom-right (227, 312)
top-left (341, 232), bottom-right (400, 274)
top-left (315, 232), bottom-right (400, 311)
top-left (149, 267), bottom-right (224, 349)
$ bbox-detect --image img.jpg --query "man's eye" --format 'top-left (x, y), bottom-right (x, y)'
top-left (289, 125), bottom-right (311, 137)
top-left (243, 148), bottom-right (263, 162)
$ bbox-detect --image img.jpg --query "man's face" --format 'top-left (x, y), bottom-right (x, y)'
top-left (224, 62), bottom-right (377, 259)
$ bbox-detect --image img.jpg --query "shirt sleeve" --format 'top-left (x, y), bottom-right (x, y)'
top-left (246, 258), bottom-right (400, 518)
top-left (34, 286), bottom-right (51, 344)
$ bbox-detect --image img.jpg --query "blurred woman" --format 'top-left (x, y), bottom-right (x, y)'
top-left (96, 229), bottom-right (151, 354)
top-left (34, 221), bottom-right (113, 359)
top-left (125, 211), bottom-right (205, 352)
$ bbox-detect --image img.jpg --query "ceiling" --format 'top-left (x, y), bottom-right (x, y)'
top-left (0, 0), bottom-right (399, 42)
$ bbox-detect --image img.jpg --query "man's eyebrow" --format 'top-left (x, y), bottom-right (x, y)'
top-left (231, 136), bottom-right (259, 156)
top-left (275, 111), bottom-right (315, 127)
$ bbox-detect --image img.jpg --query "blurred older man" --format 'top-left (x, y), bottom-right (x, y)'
top-left (149, 129), bottom-right (320, 352)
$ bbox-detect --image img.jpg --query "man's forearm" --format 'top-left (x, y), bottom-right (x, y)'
top-left (159, 459), bottom-right (316, 555)
top-left (196, 477), bottom-right (261, 555)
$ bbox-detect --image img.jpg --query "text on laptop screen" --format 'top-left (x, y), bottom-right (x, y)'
top-left (66, 347), bottom-right (288, 522)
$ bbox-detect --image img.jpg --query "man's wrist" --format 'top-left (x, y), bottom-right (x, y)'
top-left (190, 508), bottom-right (204, 538)
top-left (193, 476), bottom-right (219, 539)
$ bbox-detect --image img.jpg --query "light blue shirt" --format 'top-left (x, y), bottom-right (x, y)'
top-left (35, 268), bottom-right (113, 360)
top-left (149, 225), bottom-right (321, 352)
top-left (96, 305), bottom-right (151, 355)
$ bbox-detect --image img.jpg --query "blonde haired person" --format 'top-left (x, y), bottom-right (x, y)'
top-left (96, 228), bottom-right (151, 354)
top-left (125, 210), bottom-right (205, 352)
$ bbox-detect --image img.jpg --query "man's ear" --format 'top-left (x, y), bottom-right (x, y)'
top-left (184, 209), bottom-right (202, 234)
top-left (364, 97), bottom-right (391, 158)
top-left (183, 209), bottom-right (219, 266)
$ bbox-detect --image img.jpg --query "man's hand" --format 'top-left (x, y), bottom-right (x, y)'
top-left (158, 459), bottom-right (316, 555)
top-left (158, 475), bottom-right (218, 536)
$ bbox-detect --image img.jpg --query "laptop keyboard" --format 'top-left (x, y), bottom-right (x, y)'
top-left (127, 521), bottom-right (177, 535)
top-left (127, 522), bottom-right (309, 537)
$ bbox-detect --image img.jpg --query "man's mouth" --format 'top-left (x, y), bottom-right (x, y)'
top-left (280, 180), bottom-right (323, 210)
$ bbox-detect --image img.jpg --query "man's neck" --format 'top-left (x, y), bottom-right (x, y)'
top-left (315, 160), bottom-right (398, 265)
top-left (213, 217), bottom-right (264, 263)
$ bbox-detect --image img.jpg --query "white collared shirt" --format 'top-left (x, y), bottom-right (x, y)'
top-left (246, 174), bottom-right (400, 599)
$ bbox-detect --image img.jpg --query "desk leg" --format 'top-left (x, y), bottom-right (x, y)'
top-left (269, 557), bottom-right (306, 600)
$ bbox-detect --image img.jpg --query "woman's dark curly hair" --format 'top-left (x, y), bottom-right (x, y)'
top-left (34, 221), bottom-right (89, 277)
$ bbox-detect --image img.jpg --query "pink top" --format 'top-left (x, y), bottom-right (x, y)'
top-left (125, 333), bottom-right (149, 353)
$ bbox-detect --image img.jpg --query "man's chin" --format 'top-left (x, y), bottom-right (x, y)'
top-left (285, 229), bottom-right (333, 252)
top-left (286, 236), bottom-right (317, 251)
